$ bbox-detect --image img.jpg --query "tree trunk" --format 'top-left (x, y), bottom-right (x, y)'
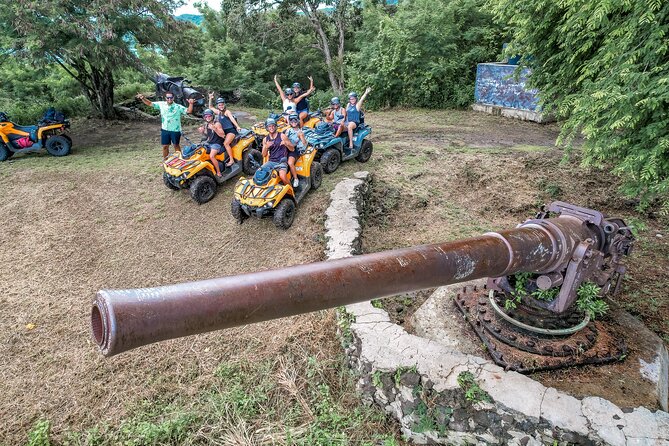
top-left (90, 65), bottom-right (116, 119)
top-left (301, 0), bottom-right (344, 95)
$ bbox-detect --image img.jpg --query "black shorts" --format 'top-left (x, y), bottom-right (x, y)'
top-left (224, 128), bottom-right (238, 137)
top-left (161, 129), bottom-right (181, 145)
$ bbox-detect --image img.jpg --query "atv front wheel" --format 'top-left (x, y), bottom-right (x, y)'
top-left (242, 148), bottom-right (263, 175)
top-left (0, 143), bottom-right (12, 161)
top-left (231, 199), bottom-right (246, 223)
top-left (273, 199), bottom-right (296, 230)
top-left (320, 148), bottom-right (341, 174)
top-left (355, 139), bottom-right (373, 163)
top-left (310, 161), bottom-right (323, 190)
top-left (163, 172), bottom-right (180, 191)
top-left (190, 175), bottom-right (217, 204)
top-left (45, 135), bottom-right (71, 157)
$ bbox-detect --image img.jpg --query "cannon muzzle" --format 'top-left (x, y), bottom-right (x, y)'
top-left (91, 202), bottom-right (633, 357)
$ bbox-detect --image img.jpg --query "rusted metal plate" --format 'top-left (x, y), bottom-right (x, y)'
top-left (455, 286), bottom-right (627, 373)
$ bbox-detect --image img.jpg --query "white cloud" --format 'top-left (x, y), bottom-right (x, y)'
top-left (174, 0), bottom-right (220, 15)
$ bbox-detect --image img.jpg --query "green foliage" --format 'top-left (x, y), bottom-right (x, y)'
top-left (576, 282), bottom-right (609, 320)
top-left (490, 0), bottom-right (669, 208)
top-left (532, 286), bottom-right (559, 301)
top-left (456, 371), bottom-right (491, 404)
top-left (336, 307), bottom-right (357, 346)
top-left (349, 0), bottom-right (503, 108)
top-left (505, 272), bottom-right (532, 309)
top-left (26, 419), bottom-right (51, 446)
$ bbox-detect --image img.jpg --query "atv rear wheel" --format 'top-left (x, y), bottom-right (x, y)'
top-left (163, 172), bottom-right (180, 191)
top-left (355, 139), bottom-right (373, 163)
top-left (242, 148), bottom-right (263, 175)
top-left (320, 148), bottom-right (341, 174)
top-left (190, 175), bottom-right (217, 204)
top-left (310, 161), bottom-right (323, 190)
top-left (0, 143), bottom-right (12, 161)
top-left (273, 199), bottom-right (296, 230)
top-left (45, 135), bottom-right (71, 157)
top-left (231, 199), bottom-right (246, 223)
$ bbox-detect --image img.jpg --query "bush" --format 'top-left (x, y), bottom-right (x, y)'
top-left (348, 0), bottom-right (503, 109)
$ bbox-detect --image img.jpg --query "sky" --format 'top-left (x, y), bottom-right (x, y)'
top-left (174, 0), bottom-right (221, 15)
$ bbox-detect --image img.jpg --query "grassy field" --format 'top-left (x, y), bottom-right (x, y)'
top-left (1, 109), bottom-right (667, 445)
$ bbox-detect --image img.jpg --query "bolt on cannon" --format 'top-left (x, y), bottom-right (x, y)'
top-left (91, 201), bottom-right (634, 372)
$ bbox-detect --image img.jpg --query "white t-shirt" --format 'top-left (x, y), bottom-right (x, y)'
top-left (283, 99), bottom-right (297, 113)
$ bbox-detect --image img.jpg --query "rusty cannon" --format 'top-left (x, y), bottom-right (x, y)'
top-left (91, 201), bottom-right (634, 371)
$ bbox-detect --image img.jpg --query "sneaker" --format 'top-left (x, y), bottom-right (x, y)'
top-left (292, 178), bottom-right (299, 188)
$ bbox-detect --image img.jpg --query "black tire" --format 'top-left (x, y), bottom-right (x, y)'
top-left (231, 199), bottom-right (246, 223)
top-left (310, 161), bottom-right (323, 190)
top-left (273, 199), bottom-right (296, 230)
top-left (62, 134), bottom-right (73, 146)
top-left (190, 175), bottom-right (217, 204)
top-left (242, 148), bottom-right (263, 175)
top-left (0, 143), bottom-right (12, 162)
top-left (45, 135), bottom-right (71, 157)
top-left (163, 172), bottom-right (180, 191)
top-left (355, 139), bottom-right (373, 163)
top-left (320, 148), bottom-right (341, 174)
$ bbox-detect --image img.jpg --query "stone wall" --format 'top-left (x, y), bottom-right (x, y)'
top-left (324, 172), bottom-right (669, 445)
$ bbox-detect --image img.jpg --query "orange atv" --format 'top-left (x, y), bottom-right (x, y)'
top-left (0, 110), bottom-right (71, 161)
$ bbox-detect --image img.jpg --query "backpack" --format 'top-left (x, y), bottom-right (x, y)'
top-left (40, 108), bottom-right (66, 125)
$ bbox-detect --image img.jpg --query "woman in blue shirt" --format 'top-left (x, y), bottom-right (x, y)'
top-left (344, 87), bottom-right (372, 150)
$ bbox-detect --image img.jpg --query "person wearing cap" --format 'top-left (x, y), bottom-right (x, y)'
top-left (208, 93), bottom-right (242, 167)
top-left (344, 87), bottom-right (372, 150)
top-left (261, 118), bottom-right (294, 186)
top-left (291, 77), bottom-right (315, 126)
top-left (274, 74), bottom-right (314, 116)
top-left (326, 97), bottom-right (347, 137)
top-left (197, 109), bottom-right (227, 177)
top-left (137, 93), bottom-right (194, 159)
top-left (285, 113), bottom-right (308, 188)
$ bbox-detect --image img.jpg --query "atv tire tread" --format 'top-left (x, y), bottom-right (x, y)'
top-left (45, 135), bottom-right (71, 157)
top-left (273, 199), bottom-right (296, 230)
top-left (163, 172), bottom-right (180, 191)
top-left (190, 175), bottom-right (217, 204)
top-left (320, 148), bottom-right (341, 174)
top-left (310, 161), bottom-right (323, 190)
top-left (355, 139), bottom-right (373, 163)
top-left (242, 148), bottom-right (263, 175)
top-left (0, 143), bottom-right (12, 161)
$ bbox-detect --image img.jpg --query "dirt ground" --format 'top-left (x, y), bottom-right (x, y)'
top-left (1, 110), bottom-right (667, 444)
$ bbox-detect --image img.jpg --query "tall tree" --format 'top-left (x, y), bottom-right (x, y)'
top-left (0, 0), bottom-right (190, 119)
top-left (491, 0), bottom-right (669, 209)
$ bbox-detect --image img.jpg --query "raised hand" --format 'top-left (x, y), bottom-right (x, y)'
top-left (187, 98), bottom-right (195, 104)
top-left (136, 94), bottom-right (144, 100)
top-left (208, 92), bottom-right (214, 100)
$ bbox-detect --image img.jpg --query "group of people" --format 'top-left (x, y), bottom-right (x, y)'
top-left (140, 75), bottom-right (371, 186)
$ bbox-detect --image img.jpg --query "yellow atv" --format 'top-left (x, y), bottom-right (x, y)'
top-left (163, 129), bottom-right (262, 204)
top-left (231, 145), bottom-right (323, 229)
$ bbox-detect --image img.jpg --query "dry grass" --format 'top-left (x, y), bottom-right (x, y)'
top-left (1, 110), bottom-right (667, 445)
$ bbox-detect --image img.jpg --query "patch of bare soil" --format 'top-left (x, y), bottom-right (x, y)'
top-left (0, 120), bottom-right (332, 443)
top-left (360, 109), bottom-right (669, 410)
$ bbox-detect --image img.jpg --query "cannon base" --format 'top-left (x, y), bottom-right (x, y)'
top-left (455, 285), bottom-right (627, 373)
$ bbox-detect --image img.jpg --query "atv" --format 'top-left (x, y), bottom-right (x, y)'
top-left (163, 129), bottom-right (262, 204)
top-left (0, 109), bottom-right (72, 161)
top-left (303, 121), bottom-right (373, 174)
top-left (231, 145), bottom-right (323, 229)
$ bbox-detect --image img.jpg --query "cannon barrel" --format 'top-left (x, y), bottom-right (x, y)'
top-left (92, 208), bottom-right (606, 357)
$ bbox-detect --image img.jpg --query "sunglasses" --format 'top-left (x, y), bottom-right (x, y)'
top-left (166, 96), bottom-right (174, 100)
top-left (289, 118), bottom-right (299, 122)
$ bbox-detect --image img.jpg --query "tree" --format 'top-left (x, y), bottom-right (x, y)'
top-left (349, 0), bottom-right (502, 108)
top-left (0, 0), bottom-right (191, 119)
top-left (490, 0), bottom-right (669, 209)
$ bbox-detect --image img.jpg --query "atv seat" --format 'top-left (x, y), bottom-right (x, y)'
top-left (10, 125), bottom-right (38, 142)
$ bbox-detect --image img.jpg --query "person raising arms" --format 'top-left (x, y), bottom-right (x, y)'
top-left (274, 75), bottom-right (314, 116)
top-left (291, 77), bottom-right (315, 126)
top-left (208, 93), bottom-right (242, 167)
top-left (344, 87), bottom-right (372, 150)
top-left (137, 93), bottom-right (194, 159)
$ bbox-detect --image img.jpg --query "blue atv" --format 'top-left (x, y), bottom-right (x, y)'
top-left (303, 122), bottom-right (373, 174)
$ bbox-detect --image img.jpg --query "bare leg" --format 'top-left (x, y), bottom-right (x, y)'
top-left (162, 145), bottom-right (170, 159)
top-left (279, 170), bottom-right (290, 185)
top-left (347, 122), bottom-right (357, 148)
top-left (334, 124), bottom-right (344, 137)
top-left (174, 143), bottom-right (181, 153)
top-left (224, 133), bottom-right (235, 166)
top-left (210, 149), bottom-right (222, 176)
top-left (299, 111), bottom-right (308, 127)
top-left (288, 156), bottom-right (299, 187)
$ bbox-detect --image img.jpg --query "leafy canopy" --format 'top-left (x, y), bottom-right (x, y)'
top-left (491, 0), bottom-right (669, 209)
